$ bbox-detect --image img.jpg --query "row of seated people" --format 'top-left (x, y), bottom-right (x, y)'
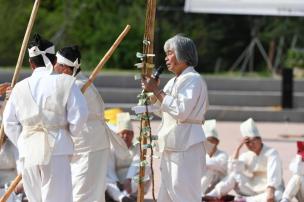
top-left (202, 118), bottom-right (304, 202)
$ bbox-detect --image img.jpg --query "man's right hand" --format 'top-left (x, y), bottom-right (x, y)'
top-left (0, 82), bottom-right (10, 96)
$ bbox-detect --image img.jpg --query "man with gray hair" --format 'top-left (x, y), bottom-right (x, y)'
top-left (142, 34), bottom-right (209, 202)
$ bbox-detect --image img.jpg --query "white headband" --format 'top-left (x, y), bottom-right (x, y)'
top-left (28, 45), bottom-right (55, 74)
top-left (56, 52), bottom-right (81, 76)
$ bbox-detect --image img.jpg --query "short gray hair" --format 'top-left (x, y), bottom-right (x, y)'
top-left (164, 35), bottom-right (198, 67)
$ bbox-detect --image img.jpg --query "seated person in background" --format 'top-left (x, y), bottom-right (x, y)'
top-left (0, 137), bottom-right (23, 202)
top-left (206, 118), bottom-right (284, 202)
top-left (281, 141), bottom-right (304, 202)
top-left (106, 112), bottom-right (151, 202)
top-left (202, 119), bottom-right (228, 195)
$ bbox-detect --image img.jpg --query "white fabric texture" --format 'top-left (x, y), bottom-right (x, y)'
top-left (240, 118), bottom-right (260, 138)
top-left (281, 155), bottom-right (304, 202)
top-left (201, 149), bottom-right (228, 194)
top-left (202, 119), bottom-right (218, 138)
top-left (56, 52), bottom-right (80, 76)
top-left (22, 155), bottom-right (73, 202)
top-left (3, 68), bottom-right (88, 157)
top-left (71, 149), bottom-right (109, 202)
top-left (72, 73), bottom-right (110, 153)
top-left (158, 143), bottom-right (205, 202)
top-left (106, 141), bottom-right (151, 201)
top-left (157, 66), bottom-right (209, 152)
top-left (28, 45), bottom-right (55, 74)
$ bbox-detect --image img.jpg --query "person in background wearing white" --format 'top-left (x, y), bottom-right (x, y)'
top-left (281, 141), bottom-right (304, 202)
top-left (106, 112), bottom-right (151, 202)
top-left (206, 118), bottom-right (284, 202)
top-left (201, 119), bottom-right (228, 195)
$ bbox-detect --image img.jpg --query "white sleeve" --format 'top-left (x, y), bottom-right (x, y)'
top-left (206, 152), bottom-right (228, 174)
top-left (3, 90), bottom-right (22, 147)
top-left (67, 84), bottom-right (88, 136)
top-left (126, 149), bottom-right (140, 179)
top-left (106, 147), bottom-right (119, 183)
top-left (267, 151), bottom-right (283, 189)
top-left (161, 77), bottom-right (205, 121)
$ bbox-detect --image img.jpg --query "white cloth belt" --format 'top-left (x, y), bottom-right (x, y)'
top-left (177, 119), bottom-right (203, 124)
top-left (28, 45), bottom-right (55, 74)
top-left (22, 123), bottom-right (68, 167)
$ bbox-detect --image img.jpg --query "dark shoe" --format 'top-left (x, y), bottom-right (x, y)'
top-left (121, 196), bottom-right (136, 202)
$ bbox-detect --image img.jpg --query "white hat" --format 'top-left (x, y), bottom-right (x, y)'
top-left (240, 118), bottom-right (260, 138)
top-left (203, 119), bottom-right (218, 139)
top-left (117, 112), bottom-right (133, 132)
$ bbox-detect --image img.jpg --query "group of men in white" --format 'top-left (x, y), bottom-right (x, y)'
top-left (0, 34), bottom-right (148, 202)
top-left (202, 118), bottom-right (304, 202)
top-left (0, 32), bottom-right (303, 202)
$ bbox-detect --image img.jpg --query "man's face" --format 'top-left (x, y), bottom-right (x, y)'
top-left (165, 49), bottom-right (186, 75)
top-left (207, 137), bottom-right (219, 146)
top-left (54, 63), bottom-right (73, 75)
top-left (118, 129), bottom-right (134, 148)
top-left (244, 137), bottom-right (262, 154)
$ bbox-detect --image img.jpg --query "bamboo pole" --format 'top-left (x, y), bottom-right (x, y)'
top-left (0, 174), bottom-right (22, 202)
top-left (0, 1), bottom-right (41, 201)
top-left (81, 24), bottom-right (131, 93)
top-left (137, 1), bottom-right (157, 202)
top-left (0, 0), bottom-right (41, 150)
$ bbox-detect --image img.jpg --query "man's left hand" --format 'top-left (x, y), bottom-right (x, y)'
top-left (266, 187), bottom-right (275, 202)
top-left (123, 178), bottom-right (132, 194)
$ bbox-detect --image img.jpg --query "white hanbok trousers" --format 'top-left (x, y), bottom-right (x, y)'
top-left (201, 170), bottom-right (220, 194)
top-left (281, 175), bottom-right (304, 202)
top-left (209, 174), bottom-right (283, 202)
top-left (158, 143), bottom-right (205, 202)
top-left (71, 148), bottom-right (109, 202)
top-left (22, 155), bottom-right (73, 202)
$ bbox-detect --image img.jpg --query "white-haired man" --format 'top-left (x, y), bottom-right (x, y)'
top-left (201, 120), bottom-right (228, 195)
top-left (142, 35), bottom-right (208, 202)
top-left (106, 112), bottom-right (150, 202)
top-left (281, 141), bottom-right (304, 202)
top-left (206, 118), bottom-right (284, 202)
top-left (54, 46), bottom-right (110, 202)
top-left (3, 34), bottom-right (88, 202)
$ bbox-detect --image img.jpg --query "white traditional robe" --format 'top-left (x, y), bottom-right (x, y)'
top-left (156, 66), bottom-right (208, 202)
top-left (208, 144), bottom-right (284, 202)
top-left (71, 72), bottom-right (110, 202)
top-left (281, 155), bottom-right (304, 202)
top-left (106, 142), bottom-right (150, 201)
top-left (3, 67), bottom-right (88, 202)
top-left (201, 149), bottom-right (228, 194)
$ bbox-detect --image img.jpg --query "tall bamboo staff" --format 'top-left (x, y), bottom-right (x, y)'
top-left (136, 1), bottom-right (157, 202)
top-left (0, 0), bottom-right (41, 150)
top-left (0, 1), bottom-right (41, 200)
top-left (0, 24), bottom-right (131, 202)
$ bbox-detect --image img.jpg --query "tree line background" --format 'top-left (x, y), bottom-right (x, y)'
top-left (0, 0), bottom-right (304, 74)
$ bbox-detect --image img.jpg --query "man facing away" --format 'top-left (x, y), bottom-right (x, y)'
top-left (54, 46), bottom-right (110, 202)
top-left (3, 34), bottom-right (88, 202)
top-left (201, 119), bottom-right (228, 195)
top-left (206, 118), bottom-right (284, 202)
top-left (106, 112), bottom-right (151, 202)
